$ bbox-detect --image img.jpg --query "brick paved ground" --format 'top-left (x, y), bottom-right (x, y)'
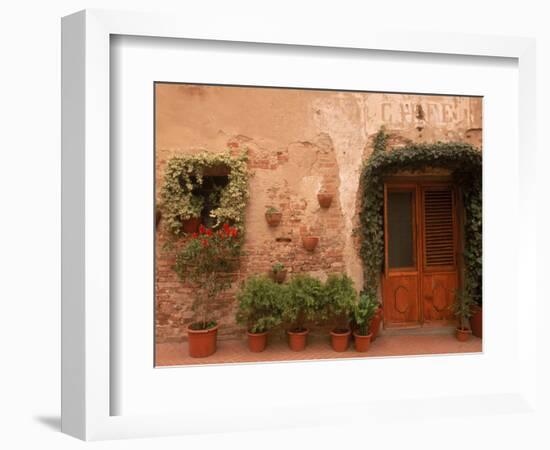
top-left (155, 331), bottom-right (482, 367)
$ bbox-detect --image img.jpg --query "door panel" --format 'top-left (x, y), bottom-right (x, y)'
top-left (383, 275), bottom-right (419, 326)
top-left (422, 187), bottom-right (456, 270)
top-left (422, 273), bottom-right (457, 322)
top-left (387, 190), bottom-right (416, 269)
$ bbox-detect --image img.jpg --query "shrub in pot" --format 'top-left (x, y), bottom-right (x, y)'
top-left (173, 223), bottom-right (242, 357)
top-left (322, 274), bottom-right (357, 352)
top-left (235, 276), bottom-right (283, 352)
top-left (352, 291), bottom-right (378, 352)
top-left (176, 196), bottom-right (204, 234)
top-left (470, 295), bottom-right (482, 338)
top-left (265, 207), bottom-right (282, 227)
top-left (270, 262), bottom-right (287, 284)
top-left (361, 288), bottom-right (383, 342)
top-left (451, 287), bottom-right (475, 342)
top-left (282, 274), bottom-right (324, 351)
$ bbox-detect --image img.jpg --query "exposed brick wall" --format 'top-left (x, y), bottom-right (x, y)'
top-left (155, 85), bottom-right (482, 343)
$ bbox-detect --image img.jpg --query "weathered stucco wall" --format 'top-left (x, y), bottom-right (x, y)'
top-left (155, 84), bottom-right (482, 343)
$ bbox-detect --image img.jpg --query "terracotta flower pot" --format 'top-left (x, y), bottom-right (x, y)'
top-left (287, 328), bottom-right (309, 351)
top-left (302, 236), bottom-right (319, 251)
top-left (187, 323), bottom-right (218, 358)
top-left (470, 305), bottom-right (482, 338)
top-left (270, 269), bottom-right (287, 284)
top-left (317, 192), bottom-right (333, 208)
top-left (247, 331), bottom-right (268, 353)
top-left (353, 332), bottom-right (373, 352)
top-left (370, 307), bottom-right (383, 342)
top-left (330, 329), bottom-right (351, 352)
top-left (181, 217), bottom-right (201, 233)
top-left (265, 211), bottom-right (282, 227)
top-left (455, 327), bottom-right (471, 342)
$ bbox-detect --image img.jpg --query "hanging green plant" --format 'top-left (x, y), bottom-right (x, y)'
top-left (159, 150), bottom-right (249, 238)
top-left (359, 128), bottom-right (482, 303)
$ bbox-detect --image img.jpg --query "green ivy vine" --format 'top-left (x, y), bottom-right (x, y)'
top-left (159, 150), bottom-right (249, 238)
top-left (360, 129), bottom-right (482, 304)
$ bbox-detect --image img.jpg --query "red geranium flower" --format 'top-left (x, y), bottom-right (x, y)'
top-left (192, 232), bottom-right (198, 239)
top-left (206, 228), bottom-right (213, 236)
top-left (199, 224), bottom-right (206, 234)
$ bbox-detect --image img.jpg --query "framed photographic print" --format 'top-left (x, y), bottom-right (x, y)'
top-left (62, 9), bottom-right (539, 441)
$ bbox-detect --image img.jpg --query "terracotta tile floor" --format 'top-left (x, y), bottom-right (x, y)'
top-left (155, 331), bottom-right (482, 367)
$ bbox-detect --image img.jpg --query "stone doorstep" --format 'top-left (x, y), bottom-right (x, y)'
top-left (380, 325), bottom-right (456, 336)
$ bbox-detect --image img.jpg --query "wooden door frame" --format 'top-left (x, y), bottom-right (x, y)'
top-left (382, 176), bottom-right (461, 329)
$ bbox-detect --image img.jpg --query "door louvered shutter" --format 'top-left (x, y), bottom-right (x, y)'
top-left (423, 188), bottom-right (455, 268)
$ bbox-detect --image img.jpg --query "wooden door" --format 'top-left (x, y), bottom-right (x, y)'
top-left (420, 185), bottom-right (458, 324)
top-left (382, 181), bottom-right (459, 328)
top-left (382, 184), bottom-right (421, 327)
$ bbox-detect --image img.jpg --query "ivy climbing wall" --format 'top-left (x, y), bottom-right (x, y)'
top-left (155, 83), bottom-right (482, 343)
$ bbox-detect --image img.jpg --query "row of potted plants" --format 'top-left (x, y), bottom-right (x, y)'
top-left (235, 273), bottom-right (383, 354)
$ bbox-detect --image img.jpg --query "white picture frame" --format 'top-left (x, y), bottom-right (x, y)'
top-left (61, 9), bottom-right (538, 441)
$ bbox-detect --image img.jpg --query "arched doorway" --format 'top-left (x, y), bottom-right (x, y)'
top-left (359, 130), bottom-right (482, 330)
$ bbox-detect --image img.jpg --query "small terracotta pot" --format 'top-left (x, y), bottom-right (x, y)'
top-left (270, 269), bottom-right (287, 284)
top-left (470, 305), bottom-right (482, 338)
top-left (181, 217), bottom-right (201, 233)
top-left (370, 307), bottom-right (383, 342)
top-left (456, 327), bottom-right (471, 342)
top-left (317, 192), bottom-right (333, 208)
top-left (330, 329), bottom-right (351, 352)
top-left (353, 332), bottom-right (373, 352)
top-left (287, 328), bottom-right (309, 351)
top-left (187, 323), bottom-right (218, 358)
top-left (247, 331), bottom-right (268, 353)
top-left (302, 236), bottom-right (319, 251)
top-left (265, 211), bottom-right (282, 227)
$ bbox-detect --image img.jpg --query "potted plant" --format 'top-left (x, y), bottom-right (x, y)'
top-left (282, 274), bottom-right (324, 351)
top-left (235, 276), bottom-right (283, 352)
top-left (179, 195), bottom-right (204, 233)
top-left (365, 289), bottom-right (383, 342)
top-left (317, 190), bottom-right (333, 208)
top-left (352, 291), bottom-right (378, 352)
top-left (301, 235), bottom-right (319, 251)
top-left (265, 207), bottom-right (282, 227)
top-left (451, 287), bottom-right (475, 342)
top-left (470, 294), bottom-right (482, 338)
top-left (270, 262), bottom-right (287, 284)
top-left (322, 274), bottom-right (357, 352)
top-left (173, 223), bottom-right (242, 357)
